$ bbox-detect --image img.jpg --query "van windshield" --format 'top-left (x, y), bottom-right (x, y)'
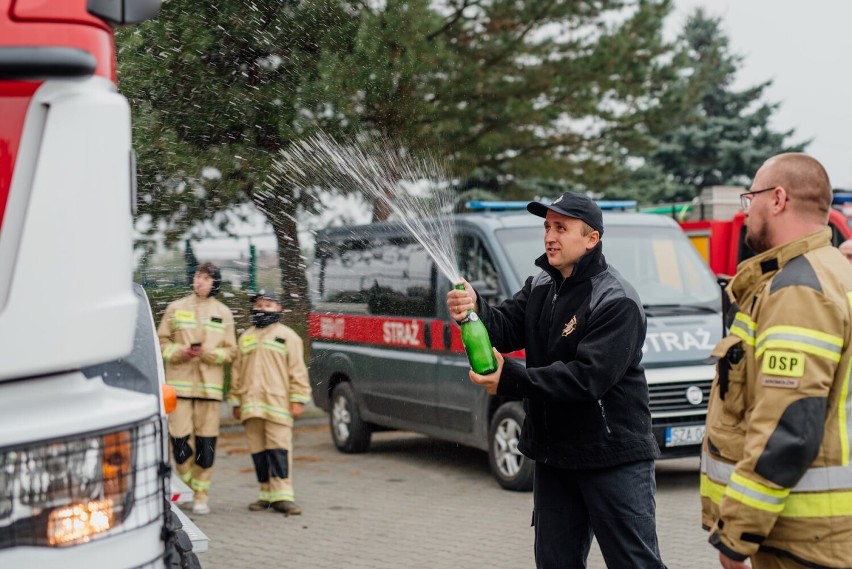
top-left (495, 225), bottom-right (720, 309)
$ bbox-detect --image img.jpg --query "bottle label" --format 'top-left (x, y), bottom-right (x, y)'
top-left (460, 312), bottom-right (479, 324)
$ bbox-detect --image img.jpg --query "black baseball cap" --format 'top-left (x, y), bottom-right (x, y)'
top-left (251, 289), bottom-right (281, 304)
top-left (527, 192), bottom-right (604, 236)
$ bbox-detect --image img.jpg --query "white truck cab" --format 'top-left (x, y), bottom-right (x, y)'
top-left (0, 1), bottom-right (204, 566)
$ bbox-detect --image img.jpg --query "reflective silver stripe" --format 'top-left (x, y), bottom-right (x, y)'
top-left (702, 452), bottom-right (852, 491)
top-left (701, 451), bottom-right (732, 483)
top-left (727, 477), bottom-right (786, 507)
top-left (730, 318), bottom-right (755, 340)
top-left (756, 332), bottom-right (842, 359)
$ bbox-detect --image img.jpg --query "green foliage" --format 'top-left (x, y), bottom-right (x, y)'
top-left (612, 8), bottom-right (807, 203)
top-left (125, 2), bottom-right (798, 321)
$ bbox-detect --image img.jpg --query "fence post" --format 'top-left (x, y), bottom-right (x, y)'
top-left (248, 242), bottom-right (257, 292)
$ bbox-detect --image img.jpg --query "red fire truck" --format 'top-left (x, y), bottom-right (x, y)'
top-left (663, 203), bottom-right (852, 276)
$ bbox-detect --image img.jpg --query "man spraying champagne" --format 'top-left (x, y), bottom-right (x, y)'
top-left (446, 192), bottom-right (666, 569)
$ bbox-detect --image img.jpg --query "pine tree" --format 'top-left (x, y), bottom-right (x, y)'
top-left (118, 0), bottom-right (685, 323)
top-left (614, 9), bottom-right (806, 203)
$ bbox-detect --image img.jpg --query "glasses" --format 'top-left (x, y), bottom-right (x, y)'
top-left (740, 186), bottom-right (777, 212)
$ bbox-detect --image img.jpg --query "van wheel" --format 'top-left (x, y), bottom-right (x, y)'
top-left (489, 402), bottom-right (533, 491)
top-left (330, 383), bottom-right (371, 453)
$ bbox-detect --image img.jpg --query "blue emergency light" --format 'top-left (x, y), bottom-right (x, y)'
top-left (465, 199), bottom-right (637, 212)
top-left (465, 201), bottom-right (530, 211)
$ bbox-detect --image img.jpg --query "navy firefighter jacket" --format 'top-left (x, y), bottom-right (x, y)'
top-left (478, 242), bottom-right (660, 469)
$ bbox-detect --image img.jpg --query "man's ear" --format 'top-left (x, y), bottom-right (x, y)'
top-left (773, 186), bottom-right (789, 214)
top-left (586, 230), bottom-right (600, 250)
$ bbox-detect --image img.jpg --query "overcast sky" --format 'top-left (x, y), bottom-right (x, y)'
top-left (670, 0), bottom-right (852, 188)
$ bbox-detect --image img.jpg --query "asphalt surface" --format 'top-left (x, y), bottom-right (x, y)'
top-left (181, 409), bottom-right (720, 569)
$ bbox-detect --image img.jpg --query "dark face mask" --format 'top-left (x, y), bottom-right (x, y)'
top-left (250, 309), bottom-right (280, 328)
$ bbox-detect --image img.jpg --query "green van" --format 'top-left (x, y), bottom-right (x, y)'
top-left (308, 205), bottom-right (721, 490)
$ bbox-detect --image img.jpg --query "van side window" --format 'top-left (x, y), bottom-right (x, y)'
top-left (311, 234), bottom-right (437, 317)
top-left (458, 234), bottom-right (501, 306)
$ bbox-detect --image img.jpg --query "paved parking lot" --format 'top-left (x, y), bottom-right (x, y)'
top-left (185, 413), bottom-right (719, 569)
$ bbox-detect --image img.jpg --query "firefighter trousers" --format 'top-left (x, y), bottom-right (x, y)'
top-left (169, 398), bottom-right (221, 504)
top-left (244, 417), bottom-right (294, 503)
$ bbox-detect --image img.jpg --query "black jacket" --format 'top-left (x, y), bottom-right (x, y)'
top-left (479, 242), bottom-right (659, 469)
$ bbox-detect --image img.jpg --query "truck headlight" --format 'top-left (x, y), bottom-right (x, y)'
top-left (0, 428), bottom-right (135, 547)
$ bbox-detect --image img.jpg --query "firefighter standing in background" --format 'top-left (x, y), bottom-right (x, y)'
top-left (229, 289), bottom-right (311, 516)
top-left (158, 262), bottom-right (237, 515)
top-left (701, 153), bottom-right (852, 568)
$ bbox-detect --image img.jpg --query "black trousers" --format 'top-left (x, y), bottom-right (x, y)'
top-left (533, 459), bottom-right (666, 569)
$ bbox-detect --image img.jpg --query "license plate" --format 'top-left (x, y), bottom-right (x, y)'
top-left (665, 425), bottom-right (705, 447)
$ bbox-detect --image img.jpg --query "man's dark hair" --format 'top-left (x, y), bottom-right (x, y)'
top-left (195, 262), bottom-right (222, 297)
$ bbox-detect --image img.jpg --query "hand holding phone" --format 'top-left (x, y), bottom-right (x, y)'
top-left (185, 342), bottom-right (202, 358)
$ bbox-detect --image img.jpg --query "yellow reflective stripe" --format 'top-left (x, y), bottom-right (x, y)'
top-left (198, 384), bottom-right (224, 395)
top-left (163, 343), bottom-right (178, 361)
top-left (731, 326), bottom-right (755, 346)
top-left (259, 490), bottom-right (272, 501)
top-left (241, 402), bottom-right (292, 420)
top-left (240, 334), bottom-right (258, 354)
top-left (782, 490), bottom-right (852, 517)
top-left (734, 312), bottom-right (756, 330)
top-left (179, 470), bottom-right (193, 484)
top-left (173, 310), bottom-right (197, 330)
top-left (203, 321), bottom-right (226, 332)
top-left (268, 491), bottom-right (294, 502)
top-left (700, 473), bottom-right (725, 504)
top-left (756, 325), bottom-right (843, 362)
top-left (704, 452), bottom-right (852, 493)
top-left (731, 312), bottom-right (756, 344)
top-left (703, 453), bottom-right (852, 517)
top-left (175, 310), bottom-right (195, 321)
top-left (191, 479), bottom-right (211, 491)
top-left (726, 487), bottom-right (786, 513)
top-left (262, 340), bottom-right (288, 354)
top-left (724, 472), bottom-right (788, 513)
top-left (841, 357), bottom-right (852, 467)
top-left (214, 348), bottom-right (226, 365)
top-left (290, 393), bottom-right (312, 404)
top-left (168, 381), bottom-right (194, 396)
top-left (730, 472), bottom-right (789, 499)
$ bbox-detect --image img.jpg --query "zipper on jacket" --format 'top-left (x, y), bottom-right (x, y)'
top-left (597, 400), bottom-right (612, 434)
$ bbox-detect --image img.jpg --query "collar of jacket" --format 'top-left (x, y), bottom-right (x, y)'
top-left (534, 241), bottom-right (607, 285)
top-left (729, 227), bottom-right (831, 303)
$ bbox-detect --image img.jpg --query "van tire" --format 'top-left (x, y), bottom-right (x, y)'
top-left (488, 402), bottom-right (533, 491)
top-left (330, 382), bottom-right (372, 453)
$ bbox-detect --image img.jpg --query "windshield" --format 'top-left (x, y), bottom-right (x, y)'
top-left (495, 224), bottom-right (720, 308)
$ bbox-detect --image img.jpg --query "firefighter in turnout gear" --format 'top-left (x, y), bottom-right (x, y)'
top-left (229, 289), bottom-right (311, 515)
top-left (701, 154), bottom-right (852, 569)
top-left (158, 262), bottom-right (237, 515)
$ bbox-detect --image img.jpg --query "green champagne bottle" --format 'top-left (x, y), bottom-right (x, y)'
top-left (456, 283), bottom-right (499, 374)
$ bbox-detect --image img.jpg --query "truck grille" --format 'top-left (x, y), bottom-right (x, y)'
top-left (649, 380), bottom-right (712, 422)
